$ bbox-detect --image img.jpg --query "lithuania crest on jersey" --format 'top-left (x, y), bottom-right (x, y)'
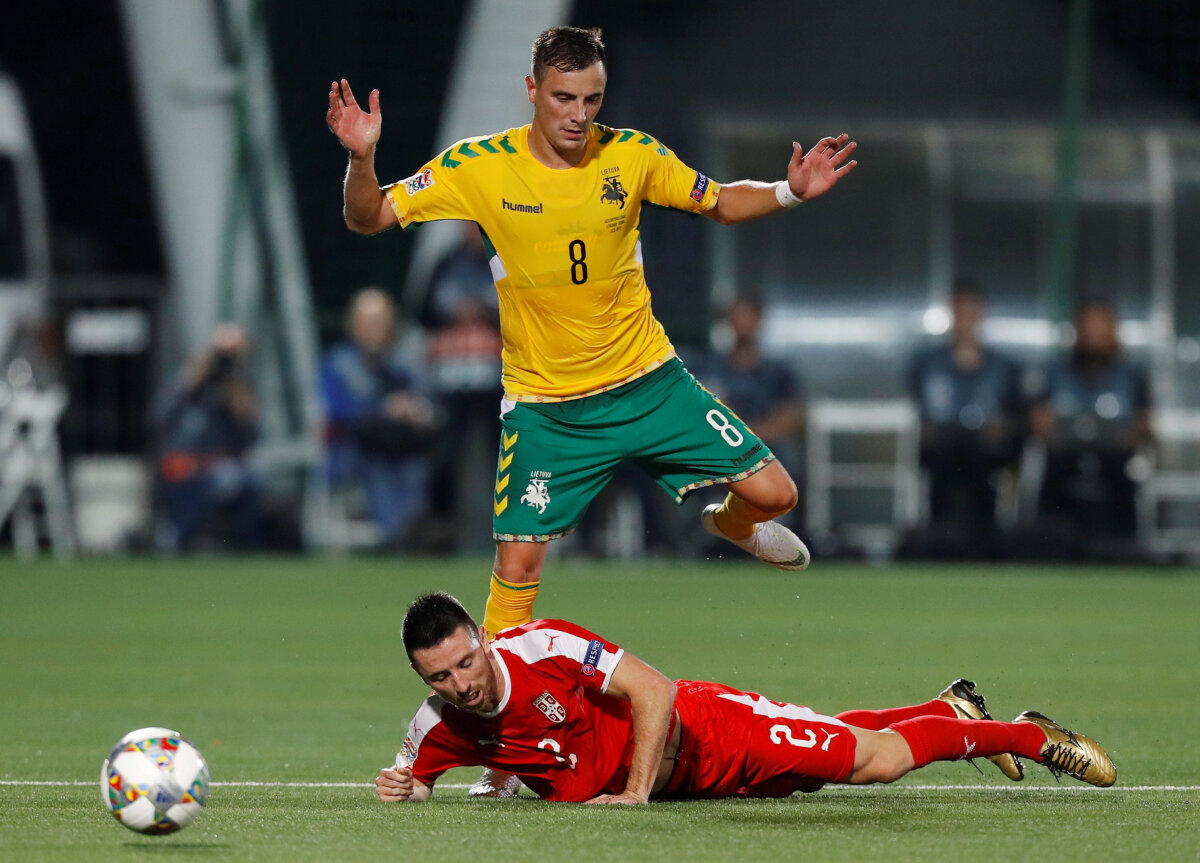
top-left (600, 175), bottom-right (628, 209)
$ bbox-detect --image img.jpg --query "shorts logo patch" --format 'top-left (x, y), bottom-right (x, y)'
top-left (690, 172), bottom-right (709, 202)
top-left (404, 168), bottom-right (434, 196)
top-left (532, 691), bottom-right (566, 723)
top-left (581, 639), bottom-right (604, 677)
top-left (520, 475), bottom-right (551, 514)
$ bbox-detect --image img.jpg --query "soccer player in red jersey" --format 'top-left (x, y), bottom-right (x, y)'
top-left (376, 593), bottom-right (1116, 804)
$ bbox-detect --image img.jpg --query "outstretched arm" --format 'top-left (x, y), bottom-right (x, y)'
top-left (327, 79), bottom-right (398, 235)
top-left (707, 134), bottom-right (858, 225)
top-left (585, 653), bottom-right (676, 805)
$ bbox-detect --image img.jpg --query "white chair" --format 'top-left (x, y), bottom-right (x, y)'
top-left (0, 385), bottom-right (77, 558)
top-left (1137, 408), bottom-right (1200, 557)
top-left (805, 398), bottom-right (920, 558)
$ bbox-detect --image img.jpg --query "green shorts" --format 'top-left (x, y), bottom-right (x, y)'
top-left (493, 358), bottom-right (774, 541)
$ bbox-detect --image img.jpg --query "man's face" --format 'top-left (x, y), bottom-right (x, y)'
top-left (526, 61), bottom-right (607, 160)
top-left (1075, 305), bottom-right (1118, 356)
top-left (951, 292), bottom-right (983, 343)
top-left (411, 625), bottom-right (502, 714)
top-left (349, 294), bottom-right (396, 358)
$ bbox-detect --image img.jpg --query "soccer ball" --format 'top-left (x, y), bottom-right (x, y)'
top-left (101, 727), bottom-right (210, 834)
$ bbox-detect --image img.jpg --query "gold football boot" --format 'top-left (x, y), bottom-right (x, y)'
top-left (1014, 710), bottom-right (1117, 787)
top-left (937, 679), bottom-right (1025, 781)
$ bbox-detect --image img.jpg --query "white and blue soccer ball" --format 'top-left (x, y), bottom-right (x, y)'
top-left (101, 727), bottom-right (210, 834)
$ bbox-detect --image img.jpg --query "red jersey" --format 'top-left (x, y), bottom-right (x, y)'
top-left (401, 620), bottom-right (634, 802)
top-left (399, 621), bottom-right (856, 802)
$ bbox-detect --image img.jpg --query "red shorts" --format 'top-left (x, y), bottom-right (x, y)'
top-left (660, 680), bottom-right (856, 799)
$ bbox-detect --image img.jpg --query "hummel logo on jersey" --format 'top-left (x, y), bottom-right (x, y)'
top-left (502, 198), bottom-right (543, 214)
top-left (545, 634), bottom-right (560, 652)
top-left (600, 176), bottom-right (628, 209)
top-left (533, 691), bottom-right (566, 723)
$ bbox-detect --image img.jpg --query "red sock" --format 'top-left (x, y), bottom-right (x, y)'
top-left (891, 716), bottom-right (1047, 768)
top-left (835, 699), bottom-right (957, 730)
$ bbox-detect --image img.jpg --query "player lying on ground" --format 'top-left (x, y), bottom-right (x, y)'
top-left (376, 593), bottom-right (1116, 804)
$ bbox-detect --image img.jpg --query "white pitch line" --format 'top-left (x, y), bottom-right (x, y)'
top-left (3, 780), bottom-right (1197, 792)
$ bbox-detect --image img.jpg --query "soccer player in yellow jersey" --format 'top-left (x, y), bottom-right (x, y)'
top-left (328, 25), bottom-right (856, 687)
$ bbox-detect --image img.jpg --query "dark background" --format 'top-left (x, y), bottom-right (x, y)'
top-left (4, 0), bottom-right (1198, 301)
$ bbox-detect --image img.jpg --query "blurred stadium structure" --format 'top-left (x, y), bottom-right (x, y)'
top-left (1, 0), bottom-right (1199, 559)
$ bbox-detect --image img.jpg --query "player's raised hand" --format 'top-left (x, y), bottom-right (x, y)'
top-left (327, 79), bottom-right (381, 158)
top-left (786, 134), bottom-right (858, 202)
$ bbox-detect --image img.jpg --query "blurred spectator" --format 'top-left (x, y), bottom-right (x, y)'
top-left (420, 226), bottom-right (503, 553)
top-left (1029, 300), bottom-right (1153, 547)
top-left (906, 280), bottom-right (1022, 555)
top-left (701, 295), bottom-right (805, 475)
top-left (688, 295), bottom-right (805, 554)
top-left (417, 222), bottom-right (498, 332)
top-left (319, 287), bottom-right (435, 548)
top-left (154, 322), bottom-right (263, 552)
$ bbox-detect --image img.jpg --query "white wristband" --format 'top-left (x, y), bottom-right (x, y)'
top-left (775, 180), bottom-right (803, 209)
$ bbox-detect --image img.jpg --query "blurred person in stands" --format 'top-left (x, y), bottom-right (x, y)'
top-left (419, 224), bottom-right (504, 553)
top-left (320, 287), bottom-right (436, 549)
top-left (906, 280), bottom-right (1022, 557)
top-left (1029, 300), bottom-right (1153, 551)
top-left (155, 322), bottom-right (262, 551)
top-left (417, 221), bottom-right (499, 333)
top-left (692, 294), bottom-right (805, 550)
top-left (700, 294), bottom-right (804, 482)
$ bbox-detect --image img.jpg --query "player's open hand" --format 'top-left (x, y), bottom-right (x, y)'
top-left (584, 791), bottom-right (650, 805)
top-left (786, 133), bottom-right (857, 202)
top-left (327, 79), bottom-right (381, 159)
top-left (375, 766), bottom-right (415, 802)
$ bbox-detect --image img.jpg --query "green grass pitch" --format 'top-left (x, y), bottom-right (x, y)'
top-left (1, 556), bottom-right (1197, 862)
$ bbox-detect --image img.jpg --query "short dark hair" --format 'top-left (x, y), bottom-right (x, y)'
top-left (401, 592), bottom-right (477, 663)
top-left (531, 26), bottom-right (606, 82)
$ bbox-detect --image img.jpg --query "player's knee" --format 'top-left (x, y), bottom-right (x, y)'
top-left (493, 561), bottom-right (538, 583)
top-left (758, 474), bottom-right (799, 516)
top-left (850, 754), bottom-right (907, 785)
top-left (493, 545), bottom-right (545, 584)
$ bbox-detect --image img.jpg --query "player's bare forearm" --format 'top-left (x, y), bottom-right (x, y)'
top-left (707, 181), bottom-right (786, 225)
top-left (587, 655), bottom-right (676, 805)
top-left (327, 79), bottom-right (395, 234)
top-left (342, 148), bottom-right (395, 235)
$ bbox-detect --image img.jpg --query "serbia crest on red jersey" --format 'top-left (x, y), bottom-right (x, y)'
top-left (532, 691), bottom-right (567, 723)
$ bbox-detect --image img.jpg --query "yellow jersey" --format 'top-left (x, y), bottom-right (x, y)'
top-left (384, 123), bottom-right (721, 400)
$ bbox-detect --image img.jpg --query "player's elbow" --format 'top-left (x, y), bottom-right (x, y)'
top-left (653, 672), bottom-right (677, 709)
top-left (344, 212), bottom-right (384, 235)
top-left (704, 206), bottom-right (737, 227)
